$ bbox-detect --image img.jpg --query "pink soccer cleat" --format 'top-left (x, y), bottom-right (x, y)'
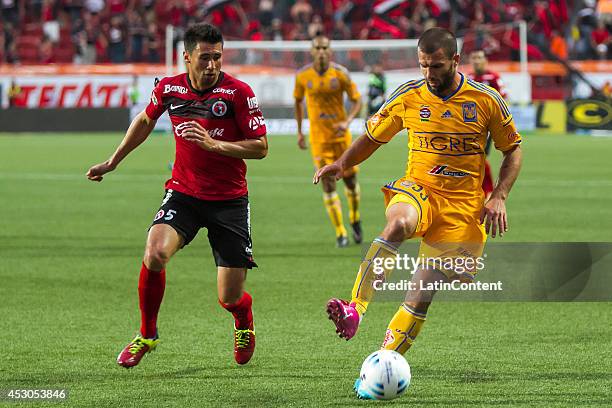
top-left (326, 298), bottom-right (360, 340)
top-left (116, 334), bottom-right (159, 368)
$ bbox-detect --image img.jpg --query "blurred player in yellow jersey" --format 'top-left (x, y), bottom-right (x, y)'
top-left (295, 35), bottom-right (363, 248)
top-left (314, 28), bottom-right (522, 365)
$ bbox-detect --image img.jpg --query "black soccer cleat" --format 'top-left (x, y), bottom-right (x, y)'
top-left (351, 221), bottom-right (363, 244)
top-left (336, 235), bottom-right (349, 248)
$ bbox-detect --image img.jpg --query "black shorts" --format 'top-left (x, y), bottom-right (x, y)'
top-left (151, 190), bottom-right (257, 269)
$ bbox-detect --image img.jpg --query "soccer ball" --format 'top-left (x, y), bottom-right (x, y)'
top-left (354, 349), bottom-right (412, 400)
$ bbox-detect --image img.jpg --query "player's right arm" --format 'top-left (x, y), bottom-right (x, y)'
top-left (480, 91), bottom-right (523, 237)
top-left (293, 73), bottom-right (307, 150)
top-left (313, 134), bottom-right (382, 183)
top-left (87, 79), bottom-right (165, 182)
top-left (86, 110), bottom-right (157, 181)
top-left (313, 96), bottom-right (404, 183)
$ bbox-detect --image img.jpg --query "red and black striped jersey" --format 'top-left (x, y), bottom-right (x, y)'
top-left (145, 72), bottom-right (266, 201)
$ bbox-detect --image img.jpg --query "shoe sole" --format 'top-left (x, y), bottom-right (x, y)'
top-left (326, 299), bottom-right (352, 340)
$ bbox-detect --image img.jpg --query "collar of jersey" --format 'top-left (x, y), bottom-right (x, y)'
top-left (185, 72), bottom-right (225, 96)
top-left (313, 64), bottom-right (331, 77)
top-left (426, 72), bottom-right (465, 102)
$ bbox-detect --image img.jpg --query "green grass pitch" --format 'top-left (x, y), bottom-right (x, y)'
top-left (1, 132), bottom-right (611, 407)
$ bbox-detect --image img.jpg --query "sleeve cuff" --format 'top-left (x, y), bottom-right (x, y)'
top-left (365, 127), bottom-right (387, 144)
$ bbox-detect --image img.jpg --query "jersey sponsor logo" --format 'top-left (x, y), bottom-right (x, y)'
top-left (369, 113), bottom-right (382, 125)
top-left (247, 96), bottom-right (259, 110)
top-left (462, 102), bottom-right (478, 122)
top-left (508, 131), bottom-right (521, 143)
top-left (249, 115), bottom-right (265, 131)
top-left (211, 100), bottom-right (228, 117)
top-left (441, 109), bottom-right (452, 119)
top-left (330, 77), bottom-right (340, 89)
top-left (428, 165), bottom-right (469, 177)
top-left (208, 128), bottom-right (224, 138)
top-left (419, 105), bottom-right (431, 122)
top-left (319, 112), bottom-right (337, 119)
top-left (416, 135), bottom-right (481, 153)
top-left (163, 84), bottom-right (188, 94)
top-left (212, 87), bottom-right (236, 95)
top-left (307, 80), bottom-right (313, 89)
top-left (151, 92), bottom-right (158, 106)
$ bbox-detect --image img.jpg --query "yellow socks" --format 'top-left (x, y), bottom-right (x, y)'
top-left (344, 184), bottom-right (361, 225)
top-left (323, 192), bottom-right (347, 237)
top-left (381, 303), bottom-right (427, 354)
top-left (350, 237), bottom-right (399, 316)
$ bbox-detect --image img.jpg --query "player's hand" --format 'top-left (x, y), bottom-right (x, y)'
top-left (297, 132), bottom-right (307, 150)
top-left (480, 196), bottom-right (507, 238)
top-left (86, 160), bottom-right (116, 182)
top-left (333, 120), bottom-right (349, 135)
top-left (313, 163), bottom-right (343, 184)
top-left (181, 121), bottom-right (217, 152)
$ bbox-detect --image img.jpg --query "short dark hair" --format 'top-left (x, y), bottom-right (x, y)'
top-left (184, 23), bottom-right (224, 53)
top-left (418, 28), bottom-right (457, 59)
top-left (311, 34), bottom-right (329, 45)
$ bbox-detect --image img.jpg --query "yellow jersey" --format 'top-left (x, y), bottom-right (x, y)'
top-left (294, 63), bottom-right (361, 144)
top-left (366, 73), bottom-right (522, 198)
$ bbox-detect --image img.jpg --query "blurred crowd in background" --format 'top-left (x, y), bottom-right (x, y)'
top-left (0, 0), bottom-right (610, 64)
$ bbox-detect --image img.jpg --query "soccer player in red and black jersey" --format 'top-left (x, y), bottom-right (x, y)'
top-left (469, 50), bottom-right (507, 200)
top-left (86, 23), bottom-right (268, 367)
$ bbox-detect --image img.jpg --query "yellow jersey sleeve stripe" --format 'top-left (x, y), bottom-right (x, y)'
top-left (381, 80), bottom-right (426, 110)
top-left (468, 79), bottom-right (511, 117)
top-left (467, 79), bottom-right (511, 119)
top-left (498, 138), bottom-right (522, 151)
top-left (386, 79), bottom-right (420, 101)
top-left (365, 127), bottom-right (387, 144)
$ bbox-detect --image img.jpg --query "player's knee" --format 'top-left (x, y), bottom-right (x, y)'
top-left (144, 245), bottom-right (173, 270)
top-left (322, 178), bottom-right (336, 193)
top-left (403, 300), bottom-right (430, 314)
top-left (343, 175), bottom-right (357, 190)
top-left (218, 289), bottom-right (241, 305)
top-left (383, 217), bottom-right (416, 241)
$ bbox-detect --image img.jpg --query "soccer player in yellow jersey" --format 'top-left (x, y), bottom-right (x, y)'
top-left (295, 35), bottom-right (363, 247)
top-left (314, 28), bottom-right (523, 368)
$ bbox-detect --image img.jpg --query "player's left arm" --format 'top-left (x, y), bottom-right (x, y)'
top-left (334, 71), bottom-right (362, 133)
top-left (182, 85), bottom-right (268, 159)
top-left (181, 121), bottom-right (268, 159)
top-left (481, 145), bottom-right (522, 237)
top-left (480, 94), bottom-right (523, 238)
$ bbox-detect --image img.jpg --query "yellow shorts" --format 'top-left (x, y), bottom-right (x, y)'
top-left (311, 141), bottom-right (358, 177)
top-left (382, 178), bottom-right (486, 280)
